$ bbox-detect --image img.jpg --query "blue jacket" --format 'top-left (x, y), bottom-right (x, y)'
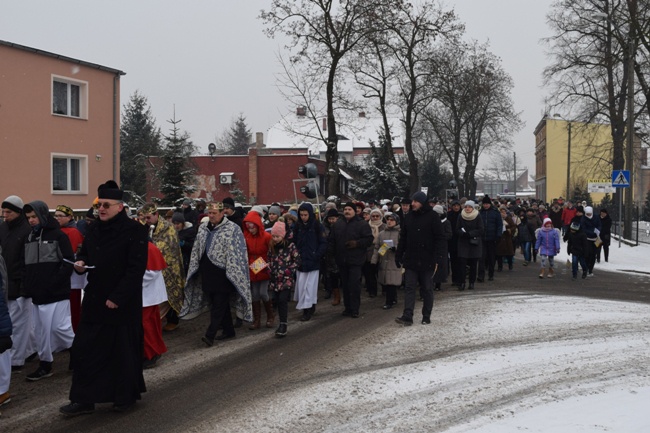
top-left (293, 203), bottom-right (327, 272)
top-left (535, 227), bottom-right (560, 256)
top-left (479, 206), bottom-right (503, 241)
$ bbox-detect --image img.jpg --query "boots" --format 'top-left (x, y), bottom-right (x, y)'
top-left (547, 268), bottom-right (555, 278)
top-left (248, 301), bottom-right (261, 330)
top-left (331, 288), bottom-right (341, 306)
top-left (263, 300), bottom-right (275, 328)
top-left (539, 269), bottom-right (546, 279)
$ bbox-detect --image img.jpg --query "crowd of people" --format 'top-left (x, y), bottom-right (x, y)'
top-left (0, 184), bottom-right (614, 417)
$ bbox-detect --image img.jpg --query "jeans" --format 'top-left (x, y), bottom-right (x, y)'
top-left (572, 255), bottom-right (587, 277)
top-left (521, 241), bottom-right (532, 262)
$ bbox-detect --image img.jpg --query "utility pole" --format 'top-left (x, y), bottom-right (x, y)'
top-left (624, 0), bottom-right (636, 241)
top-left (513, 152), bottom-right (517, 199)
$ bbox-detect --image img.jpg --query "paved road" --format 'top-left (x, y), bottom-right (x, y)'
top-left (4, 258), bottom-right (650, 432)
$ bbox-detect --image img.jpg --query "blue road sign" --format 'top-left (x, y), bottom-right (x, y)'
top-left (611, 170), bottom-right (630, 188)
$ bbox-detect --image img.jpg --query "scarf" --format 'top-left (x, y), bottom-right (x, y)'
top-left (461, 208), bottom-right (479, 221)
top-left (369, 219), bottom-right (383, 240)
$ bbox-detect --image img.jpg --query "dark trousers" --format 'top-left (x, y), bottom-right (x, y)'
top-left (497, 255), bottom-right (513, 270)
top-left (478, 240), bottom-right (497, 279)
top-left (273, 289), bottom-right (291, 324)
top-left (459, 257), bottom-right (479, 284)
top-left (596, 244), bottom-right (610, 262)
top-left (402, 269), bottom-right (434, 321)
top-left (340, 264), bottom-right (363, 314)
top-left (200, 255), bottom-right (235, 339)
top-left (572, 255), bottom-right (588, 277)
top-left (362, 262), bottom-right (378, 296)
top-left (586, 241), bottom-right (597, 273)
top-left (383, 284), bottom-right (398, 306)
top-left (449, 249), bottom-right (463, 284)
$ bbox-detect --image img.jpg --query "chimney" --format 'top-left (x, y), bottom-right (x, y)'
top-left (256, 132), bottom-right (264, 149)
top-left (296, 106), bottom-right (306, 116)
top-left (359, 111), bottom-right (366, 118)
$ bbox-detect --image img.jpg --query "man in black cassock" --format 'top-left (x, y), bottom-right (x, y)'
top-left (60, 181), bottom-right (148, 416)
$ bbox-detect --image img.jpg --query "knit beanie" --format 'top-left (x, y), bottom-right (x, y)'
top-left (271, 221), bottom-right (286, 238)
top-left (172, 212), bottom-right (185, 224)
top-left (385, 212), bottom-right (400, 225)
top-left (2, 195), bottom-right (24, 213)
top-left (543, 217), bottom-right (552, 226)
top-left (343, 202), bottom-right (356, 211)
top-left (411, 191), bottom-right (427, 205)
top-left (326, 208), bottom-right (339, 219)
top-left (251, 206), bottom-right (264, 218)
top-left (370, 208), bottom-right (383, 218)
top-left (465, 200), bottom-right (476, 208)
top-left (482, 195), bottom-right (492, 204)
top-left (268, 205), bottom-right (282, 216)
top-left (433, 205), bottom-right (444, 215)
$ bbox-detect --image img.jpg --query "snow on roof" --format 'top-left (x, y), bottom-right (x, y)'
top-left (265, 112), bottom-right (405, 154)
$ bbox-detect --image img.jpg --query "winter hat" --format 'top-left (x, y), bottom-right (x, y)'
top-left (251, 206), bottom-right (264, 218)
top-left (385, 212), bottom-right (400, 225)
top-left (165, 209), bottom-right (175, 219)
top-left (363, 207), bottom-right (372, 214)
top-left (2, 195), bottom-right (24, 213)
top-left (433, 205), bottom-right (445, 215)
top-left (482, 195), bottom-right (492, 204)
top-left (268, 205), bottom-right (282, 216)
top-left (400, 197), bottom-right (411, 205)
top-left (97, 180), bottom-right (123, 201)
top-left (576, 205), bottom-right (584, 214)
top-left (411, 191), bottom-right (427, 205)
top-left (222, 197), bottom-right (235, 209)
top-left (343, 202), bottom-right (356, 211)
top-left (584, 206), bottom-right (593, 216)
top-left (183, 199), bottom-right (192, 206)
top-left (370, 208), bottom-right (383, 218)
top-left (570, 221), bottom-right (581, 231)
top-left (464, 200), bottom-right (476, 208)
top-left (543, 217), bottom-right (552, 226)
top-left (382, 205), bottom-right (389, 212)
top-left (271, 221), bottom-right (286, 238)
top-left (55, 205), bottom-right (74, 216)
top-left (172, 212), bottom-right (185, 224)
top-left (326, 208), bottom-right (339, 219)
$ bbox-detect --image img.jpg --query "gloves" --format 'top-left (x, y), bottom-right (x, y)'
top-left (389, 246), bottom-right (396, 252)
top-left (0, 336), bottom-right (12, 354)
top-left (345, 240), bottom-right (358, 249)
top-left (594, 229), bottom-right (600, 236)
top-left (395, 258), bottom-right (402, 268)
top-left (556, 249), bottom-right (561, 255)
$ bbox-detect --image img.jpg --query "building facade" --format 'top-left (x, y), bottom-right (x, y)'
top-left (0, 40), bottom-right (124, 210)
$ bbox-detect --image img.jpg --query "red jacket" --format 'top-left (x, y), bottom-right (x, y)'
top-left (561, 206), bottom-right (577, 226)
top-left (243, 212), bottom-right (271, 282)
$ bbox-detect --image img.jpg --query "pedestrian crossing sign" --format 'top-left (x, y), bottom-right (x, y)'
top-left (611, 170), bottom-right (630, 188)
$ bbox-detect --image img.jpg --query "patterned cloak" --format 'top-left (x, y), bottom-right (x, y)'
top-left (150, 218), bottom-right (185, 314)
top-left (179, 217), bottom-right (252, 322)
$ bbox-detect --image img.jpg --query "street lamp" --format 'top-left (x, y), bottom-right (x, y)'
top-left (553, 114), bottom-right (571, 200)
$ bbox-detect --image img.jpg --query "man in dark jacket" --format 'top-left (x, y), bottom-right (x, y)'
top-left (478, 196), bottom-right (503, 282)
top-left (328, 202), bottom-right (373, 318)
top-left (23, 200), bottom-right (75, 381)
top-left (395, 192), bottom-right (445, 325)
top-left (0, 195), bottom-right (32, 371)
top-left (60, 181), bottom-right (148, 416)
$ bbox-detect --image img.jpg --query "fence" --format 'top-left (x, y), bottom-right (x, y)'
top-left (605, 205), bottom-right (650, 245)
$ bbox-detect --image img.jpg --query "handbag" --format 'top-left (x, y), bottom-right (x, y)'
top-left (469, 237), bottom-right (479, 246)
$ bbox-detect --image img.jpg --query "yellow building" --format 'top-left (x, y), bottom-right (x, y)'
top-left (534, 117), bottom-right (615, 204)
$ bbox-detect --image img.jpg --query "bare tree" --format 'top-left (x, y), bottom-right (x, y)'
top-left (423, 40), bottom-right (522, 198)
top-left (347, 0), bottom-right (463, 193)
top-left (260, 0), bottom-right (377, 196)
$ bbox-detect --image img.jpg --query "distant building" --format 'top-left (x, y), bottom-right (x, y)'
top-left (475, 169), bottom-right (535, 200)
top-left (265, 108), bottom-right (405, 164)
top-left (0, 39), bottom-right (124, 210)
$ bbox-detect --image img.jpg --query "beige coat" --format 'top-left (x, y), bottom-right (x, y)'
top-left (371, 225), bottom-right (402, 286)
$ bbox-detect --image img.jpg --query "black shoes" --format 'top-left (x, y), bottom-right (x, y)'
top-left (477, 278), bottom-right (484, 283)
top-left (143, 355), bottom-right (161, 369)
top-left (468, 283), bottom-right (475, 290)
top-left (458, 283), bottom-right (465, 291)
top-left (113, 402), bottom-right (135, 413)
top-left (275, 323), bottom-right (287, 338)
top-left (351, 311), bottom-right (359, 318)
top-left (382, 304), bottom-right (393, 310)
top-left (395, 316), bottom-right (413, 326)
top-left (215, 332), bottom-right (235, 341)
top-left (201, 335), bottom-right (214, 347)
top-left (341, 310), bottom-right (352, 316)
top-left (421, 317), bottom-right (431, 325)
top-left (26, 366), bottom-right (52, 382)
top-left (60, 402), bottom-right (95, 417)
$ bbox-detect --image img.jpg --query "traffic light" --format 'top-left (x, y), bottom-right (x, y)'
top-left (298, 163), bottom-right (318, 198)
top-left (300, 182), bottom-right (318, 199)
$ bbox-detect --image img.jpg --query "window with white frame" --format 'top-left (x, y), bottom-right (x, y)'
top-left (52, 154), bottom-right (87, 193)
top-left (52, 76), bottom-right (87, 118)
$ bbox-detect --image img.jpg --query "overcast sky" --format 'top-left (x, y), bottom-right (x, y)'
top-left (2, 0), bottom-right (552, 173)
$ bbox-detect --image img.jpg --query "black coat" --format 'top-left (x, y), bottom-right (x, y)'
top-left (329, 215), bottom-right (373, 267)
top-left (567, 229), bottom-right (589, 257)
top-left (396, 204), bottom-right (445, 272)
top-left (447, 209), bottom-right (461, 254)
top-left (77, 210), bottom-right (148, 326)
top-left (23, 201), bottom-right (74, 305)
top-left (457, 213), bottom-right (484, 259)
top-left (0, 215), bottom-right (31, 299)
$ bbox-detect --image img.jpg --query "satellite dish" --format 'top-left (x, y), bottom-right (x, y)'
top-left (208, 143), bottom-right (216, 156)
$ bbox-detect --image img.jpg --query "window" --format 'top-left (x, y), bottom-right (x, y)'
top-left (52, 154), bottom-right (87, 194)
top-left (52, 76), bottom-right (87, 118)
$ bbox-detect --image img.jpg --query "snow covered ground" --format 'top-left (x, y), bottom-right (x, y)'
top-left (199, 241), bottom-right (650, 432)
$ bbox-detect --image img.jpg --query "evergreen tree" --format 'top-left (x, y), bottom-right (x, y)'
top-left (597, 193), bottom-right (614, 212)
top-left (419, 156), bottom-right (454, 201)
top-left (120, 91), bottom-right (161, 198)
top-left (219, 114), bottom-right (252, 155)
top-left (347, 137), bottom-right (409, 201)
top-left (157, 113), bottom-right (198, 206)
top-left (571, 183), bottom-right (593, 207)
